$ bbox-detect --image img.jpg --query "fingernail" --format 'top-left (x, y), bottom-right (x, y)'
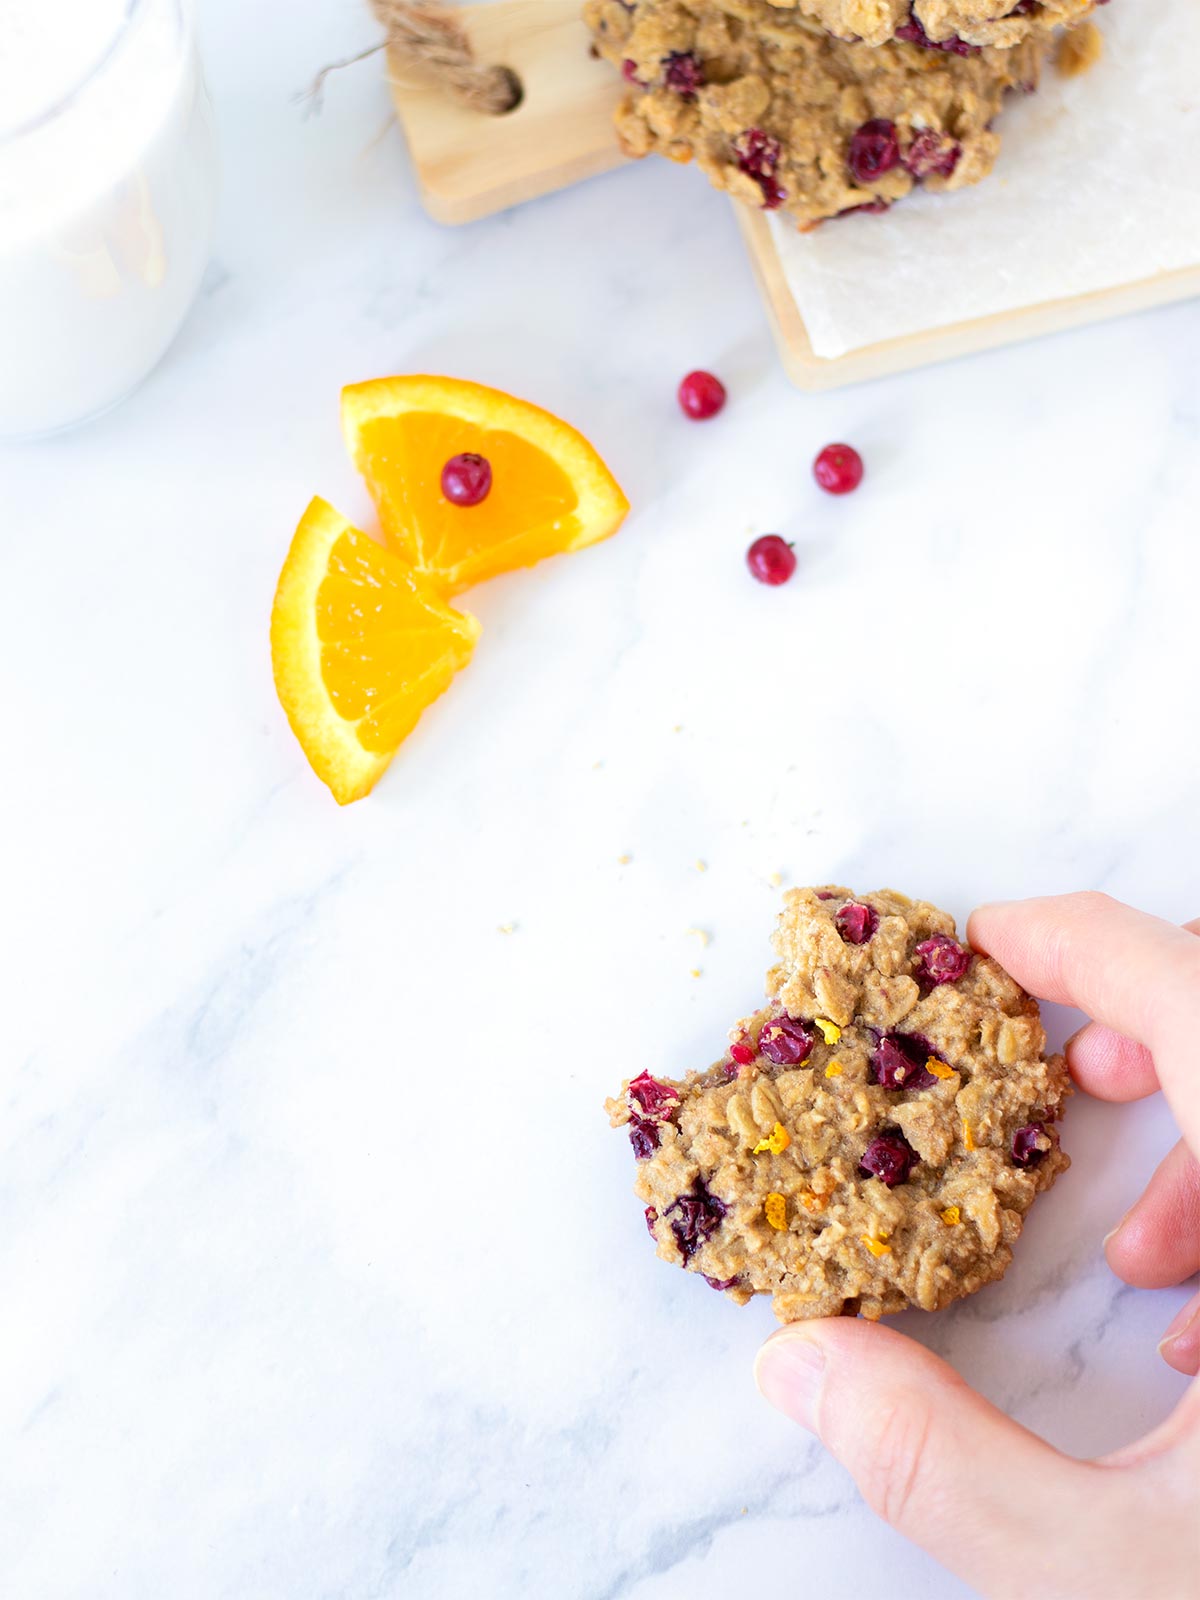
top-left (1101, 1209), bottom-right (1131, 1252)
top-left (1157, 1297), bottom-right (1200, 1361)
top-left (754, 1329), bottom-right (826, 1434)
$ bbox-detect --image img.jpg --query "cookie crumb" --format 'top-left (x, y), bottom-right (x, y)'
top-left (1057, 20), bottom-right (1102, 77)
top-left (696, 859), bottom-right (708, 873)
top-left (686, 927), bottom-right (711, 947)
top-left (618, 854), bottom-right (632, 865)
top-left (769, 871), bottom-right (783, 888)
top-left (497, 922), bottom-right (517, 935)
top-left (690, 967), bottom-right (703, 979)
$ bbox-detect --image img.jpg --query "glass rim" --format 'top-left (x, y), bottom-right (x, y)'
top-left (0, 0), bottom-right (152, 148)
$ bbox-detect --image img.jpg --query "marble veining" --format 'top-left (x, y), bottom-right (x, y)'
top-left (0, 2), bottom-right (1196, 1596)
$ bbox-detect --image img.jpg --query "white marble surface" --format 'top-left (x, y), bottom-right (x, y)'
top-left (2, 3), bottom-right (1197, 1597)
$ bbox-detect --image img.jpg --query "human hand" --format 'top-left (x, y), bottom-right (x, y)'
top-left (754, 892), bottom-right (1200, 1600)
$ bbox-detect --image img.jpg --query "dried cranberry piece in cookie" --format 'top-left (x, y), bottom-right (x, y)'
top-left (628, 1115), bottom-right (660, 1159)
top-left (1012, 1122), bottom-right (1053, 1167)
top-left (627, 1069), bottom-right (679, 1119)
top-left (622, 58), bottom-right (642, 84)
top-left (895, 16), bottom-right (980, 56)
top-left (835, 901), bottom-right (879, 944)
top-left (644, 1205), bottom-right (659, 1238)
top-left (704, 1274), bottom-right (741, 1291)
top-left (758, 1015), bottom-right (818, 1066)
top-left (734, 129), bottom-right (787, 211)
top-left (729, 1039), bottom-right (755, 1067)
top-left (847, 120), bottom-right (900, 186)
top-left (904, 130), bottom-right (962, 180)
top-left (913, 933), bottom-right (971, 986)
top-left (871, 1031), bottom-right (940, 1091)
top-left (666, 1181), bottom-right (728, 1260)
top-left (860, 1130), bottom-right (918, 1187)
top-left (663, 51), bottom-right (704, 99)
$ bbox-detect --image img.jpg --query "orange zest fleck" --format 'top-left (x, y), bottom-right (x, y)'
top-left (814, 1017), bottom-right (842, 1045)
top-left (824, 1060), bottom-right (844, 1079)
top-left (764, 1192), bottom-right (788, 1231)
top-left (753, 1122), bottom-right (792, 1156)
top-left (861, 1234), bottom-right (892, 1259)
top-left (926, 1059), bottom-right (955, 1080)
top-left (799, 1192), bottom-right (823, 1214)
top-left (962, 1120), bottom-right (976, 1151)
top-left (941, 1206), bottom-right (962, 1226)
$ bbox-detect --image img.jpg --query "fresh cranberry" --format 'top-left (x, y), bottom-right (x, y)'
top-left (847, 119), bottom-right (900, 185)
top-left (677, 370), bottom-right (726, 420)
top-left (746, 535), bottom-right (796, 587)
top-left (622, 58), bottom-right (641, 83)
top-left (758, 1015), bottom-right (817, 1067)
top-left (644, 1205), bottom-right (658, 1237)
top-left (663, 51), bottom-right (704, 98)
top-left (628, 1115), bottom-right (659, 1159)
top-left (734, 129), bottom-right (787, 209)
top-left (813, 443), bottom-right (864, 495)
top-left (895, 17), bottom-right (980, 55)
top-left (870, 1032), bottom-right (939, 1091)
top-left (913, 934), bottom-right (971, 987)
top-left (904, 129), bottom-right (962, 179)
top-left (860, 1130), bottom-right (917, 1186)
top-left (627, 1070), bottom-right (678, 1118)
top-left (1012, 1122), bottom-right (1051, 1167)
top-left (704, 1274), bottom-right (740, 1291)
top-left (729, 1040), bottom-right (755, 1066)
top-left (665, 1181), bottom-right (728, 1260)
top-left (441, 452), bottom-right (492, 506)
top-left (835, 901), bottom-right (878, 944)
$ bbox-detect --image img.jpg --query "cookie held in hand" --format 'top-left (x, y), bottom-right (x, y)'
top-left (607, 887), bottom-right (1070, 1322)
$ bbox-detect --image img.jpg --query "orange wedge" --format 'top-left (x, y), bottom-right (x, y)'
top-left (271, 497), bottom-right (480, 804)
top-left (341, 375), bottom-right (629, 595)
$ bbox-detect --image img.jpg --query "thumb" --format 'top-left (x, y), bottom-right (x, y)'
top-left (755, 1318), bottom-right (1098, 1594)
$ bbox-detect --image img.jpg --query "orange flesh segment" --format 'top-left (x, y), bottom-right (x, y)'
top-left (358, 413), bottom-right (582, 587)
top-left (316, 528), bottom-right (475, 752)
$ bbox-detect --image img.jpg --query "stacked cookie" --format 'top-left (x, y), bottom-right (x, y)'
top-left (584, 0), bottom-right (1104, 228)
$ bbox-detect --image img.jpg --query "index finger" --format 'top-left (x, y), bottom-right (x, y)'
top-left (967, 892), bottom-right (1200, 1152)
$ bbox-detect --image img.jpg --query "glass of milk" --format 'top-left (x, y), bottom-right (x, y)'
top-left (0, 0), bottom-right (218, 437)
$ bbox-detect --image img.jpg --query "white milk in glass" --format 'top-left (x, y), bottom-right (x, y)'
top-left (0, 0), bottom-right (218, 436)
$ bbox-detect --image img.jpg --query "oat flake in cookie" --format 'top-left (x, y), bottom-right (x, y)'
top-left (606, 888), bottom-right (1069, 1322)
top-left (585, 0), bottom-right (1048, 231)
top-left (763, 0), bottom-right (1101, 52)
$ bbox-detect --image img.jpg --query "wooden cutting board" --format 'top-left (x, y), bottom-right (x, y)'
top-left (389, 0), bottom-right (1200, 390)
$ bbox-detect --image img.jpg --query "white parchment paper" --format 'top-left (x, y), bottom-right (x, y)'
top-left (768, 1), bottom-right (1200, 357)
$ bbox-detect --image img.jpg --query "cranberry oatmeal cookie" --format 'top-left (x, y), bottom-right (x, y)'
top-left (763, 0), bottom-right (1104, 52)
top-left (606, 887), bottom-right (1070, 1322)
top-left (585, 0), bottom-right (1047, 229)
